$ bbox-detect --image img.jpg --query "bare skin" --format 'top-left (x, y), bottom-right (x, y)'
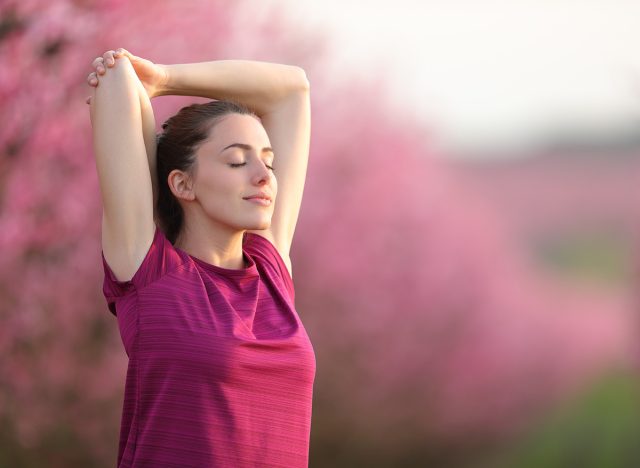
top-left (168, 113), bottom-right (277, 270)
top-left (87, 48), bottom-right (309, 280)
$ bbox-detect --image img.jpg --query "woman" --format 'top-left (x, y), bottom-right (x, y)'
top-left (86, 48), bottom-right (315, 468)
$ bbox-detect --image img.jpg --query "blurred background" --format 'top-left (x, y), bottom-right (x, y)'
top-left (1, 0), bottom-right (639, 466)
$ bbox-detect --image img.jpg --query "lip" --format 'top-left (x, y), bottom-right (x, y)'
top-left (243, 193), bottom-right (272, 201)
top-left (244, 198), bottom-right (272, 206)
top-left (243, 192), bottom-right (273, 206)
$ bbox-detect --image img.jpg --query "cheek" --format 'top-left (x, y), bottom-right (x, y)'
top-left (195, 171), bottom-right (243, 210)
top-left (199, 192), bottom-right (241, 223)
top-left (196, 167), bottom-right (235, 195)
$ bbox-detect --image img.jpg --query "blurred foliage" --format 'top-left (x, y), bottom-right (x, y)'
top-left (0, 415), bottom-right (99, 468)
top-left (535, 232), bottom-right (632, 286)
top-left (486, 371), bottom-right (640, 468)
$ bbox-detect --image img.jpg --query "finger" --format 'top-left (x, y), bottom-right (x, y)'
top-left (103, 50), bottom-right (116, 67)
top-left (114, 48), bottom-right (130, 58)
top-left (114, 48), bottom-right (136, 62)
top-left (87, 71), bottom-right (98, 86)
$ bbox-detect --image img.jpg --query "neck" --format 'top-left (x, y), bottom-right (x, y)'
top-left (175, 218), bottom-right (246, 269)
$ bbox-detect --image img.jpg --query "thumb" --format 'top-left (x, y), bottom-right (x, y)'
top-left (115, 48), bottom-right (137, 61)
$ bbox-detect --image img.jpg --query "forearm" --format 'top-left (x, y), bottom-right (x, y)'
top-left (156, 60), bottom-right (309, 116)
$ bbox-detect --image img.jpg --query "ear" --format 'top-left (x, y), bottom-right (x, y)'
top-left (168, 169), bottom-right (195, 201)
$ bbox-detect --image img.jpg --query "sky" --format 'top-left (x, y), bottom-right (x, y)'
top-left (254, 0), bottom-right (640, 158)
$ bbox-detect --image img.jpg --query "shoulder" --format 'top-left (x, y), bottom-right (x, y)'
top-left (245, 229), bottom-right (293, 279)
top-left (244, 230), bottom-right (296, 302)
top-left (101, 224), bottom-right (187, 315)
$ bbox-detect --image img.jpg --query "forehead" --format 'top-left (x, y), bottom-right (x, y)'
top-left (204, 113), bottom-right (270, 151)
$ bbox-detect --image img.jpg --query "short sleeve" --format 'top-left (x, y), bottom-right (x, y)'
top-left (244, 233), bottom-right (295, 302)
top-left (101, 225), bottom-right (183, 316)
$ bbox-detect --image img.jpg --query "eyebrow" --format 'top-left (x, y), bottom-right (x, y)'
top-left (220, 143), bottom-right (274, 154)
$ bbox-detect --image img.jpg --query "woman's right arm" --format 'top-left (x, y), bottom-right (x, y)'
top-left (90, 55), bottom-right (155, 282)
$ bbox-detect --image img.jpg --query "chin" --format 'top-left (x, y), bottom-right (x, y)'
top-left (246, 218), bottom-right (271, 231)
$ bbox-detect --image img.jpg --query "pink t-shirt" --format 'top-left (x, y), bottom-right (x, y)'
top-left (101, 225), bottom-right (316, 467)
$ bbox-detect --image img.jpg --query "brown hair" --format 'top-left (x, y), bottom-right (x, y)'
top-left (155, 100), bottom-right (258, 244)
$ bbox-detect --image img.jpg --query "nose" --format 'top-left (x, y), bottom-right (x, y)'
top-left (251, 160), bottom-right (272, 185)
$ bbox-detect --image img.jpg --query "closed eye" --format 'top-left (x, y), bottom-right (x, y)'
top-left (230, 162), bottom-right (274, 171)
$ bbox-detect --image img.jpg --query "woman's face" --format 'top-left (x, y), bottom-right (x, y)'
top-left (185, 113), bottom-right (277, 232)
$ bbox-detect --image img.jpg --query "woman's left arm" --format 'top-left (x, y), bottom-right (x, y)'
top-left (159, 60), bottom-right (311, 267)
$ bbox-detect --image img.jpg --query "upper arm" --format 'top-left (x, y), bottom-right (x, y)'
top-left (91, 57), bottom-right (155, 282)
top-left (248, 230), bottom-right (294, 279)
top-left (247, 68), bottom-right (310, 267)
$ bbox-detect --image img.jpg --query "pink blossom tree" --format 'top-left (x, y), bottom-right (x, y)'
top-left (0, 0), bottom-right (636, 466)
top-left (295, 81), bottom-right (637, 464)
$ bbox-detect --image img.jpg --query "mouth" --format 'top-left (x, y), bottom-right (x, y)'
top-left (243, 193), bottom-right (272, 202)
top-left (243, 197), bottom-right (272, 206)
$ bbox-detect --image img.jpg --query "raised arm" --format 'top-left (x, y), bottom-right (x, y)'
top-left (96, 50), bottom-right (311, 275)
top-left (156, 60), bottom-right (309, 116)
top-left (88, 54), bottom-right (156, 282)
top-left (149, 56), bottom-right (311, 271)
top-left (156, 59), bottom-right (311, 267)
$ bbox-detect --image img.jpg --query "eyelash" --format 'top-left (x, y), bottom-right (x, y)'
top-left (230, 163), bottom-right (274, 171)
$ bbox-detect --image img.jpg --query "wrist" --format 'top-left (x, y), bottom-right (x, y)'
top-left (154, 64), bottom-right (171, 98)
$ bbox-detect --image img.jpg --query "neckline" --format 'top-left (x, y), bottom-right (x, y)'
top-left (188, 252), bottom-right (257, 276)
top-left (174, 240), bottom-right (258, 277)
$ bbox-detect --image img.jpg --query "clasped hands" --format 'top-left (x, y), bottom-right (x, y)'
top-left (85, 48), bottom-right (168, 104)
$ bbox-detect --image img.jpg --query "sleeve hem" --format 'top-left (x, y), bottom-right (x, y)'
top-left (101, 226), bottom-right (186, 314)
top-left (101, 225), bottom-right (163, 288)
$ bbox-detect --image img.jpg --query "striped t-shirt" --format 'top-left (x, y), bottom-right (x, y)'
top-left (101, 225), bottom-right (316, 467)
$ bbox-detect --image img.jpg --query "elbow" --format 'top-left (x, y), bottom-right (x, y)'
top-left (93, 57), bottom-right (140, 97)
top-left (299, 68), bottom-right (310, 91)
top-left (290, 66), bottom-right (310, 92)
